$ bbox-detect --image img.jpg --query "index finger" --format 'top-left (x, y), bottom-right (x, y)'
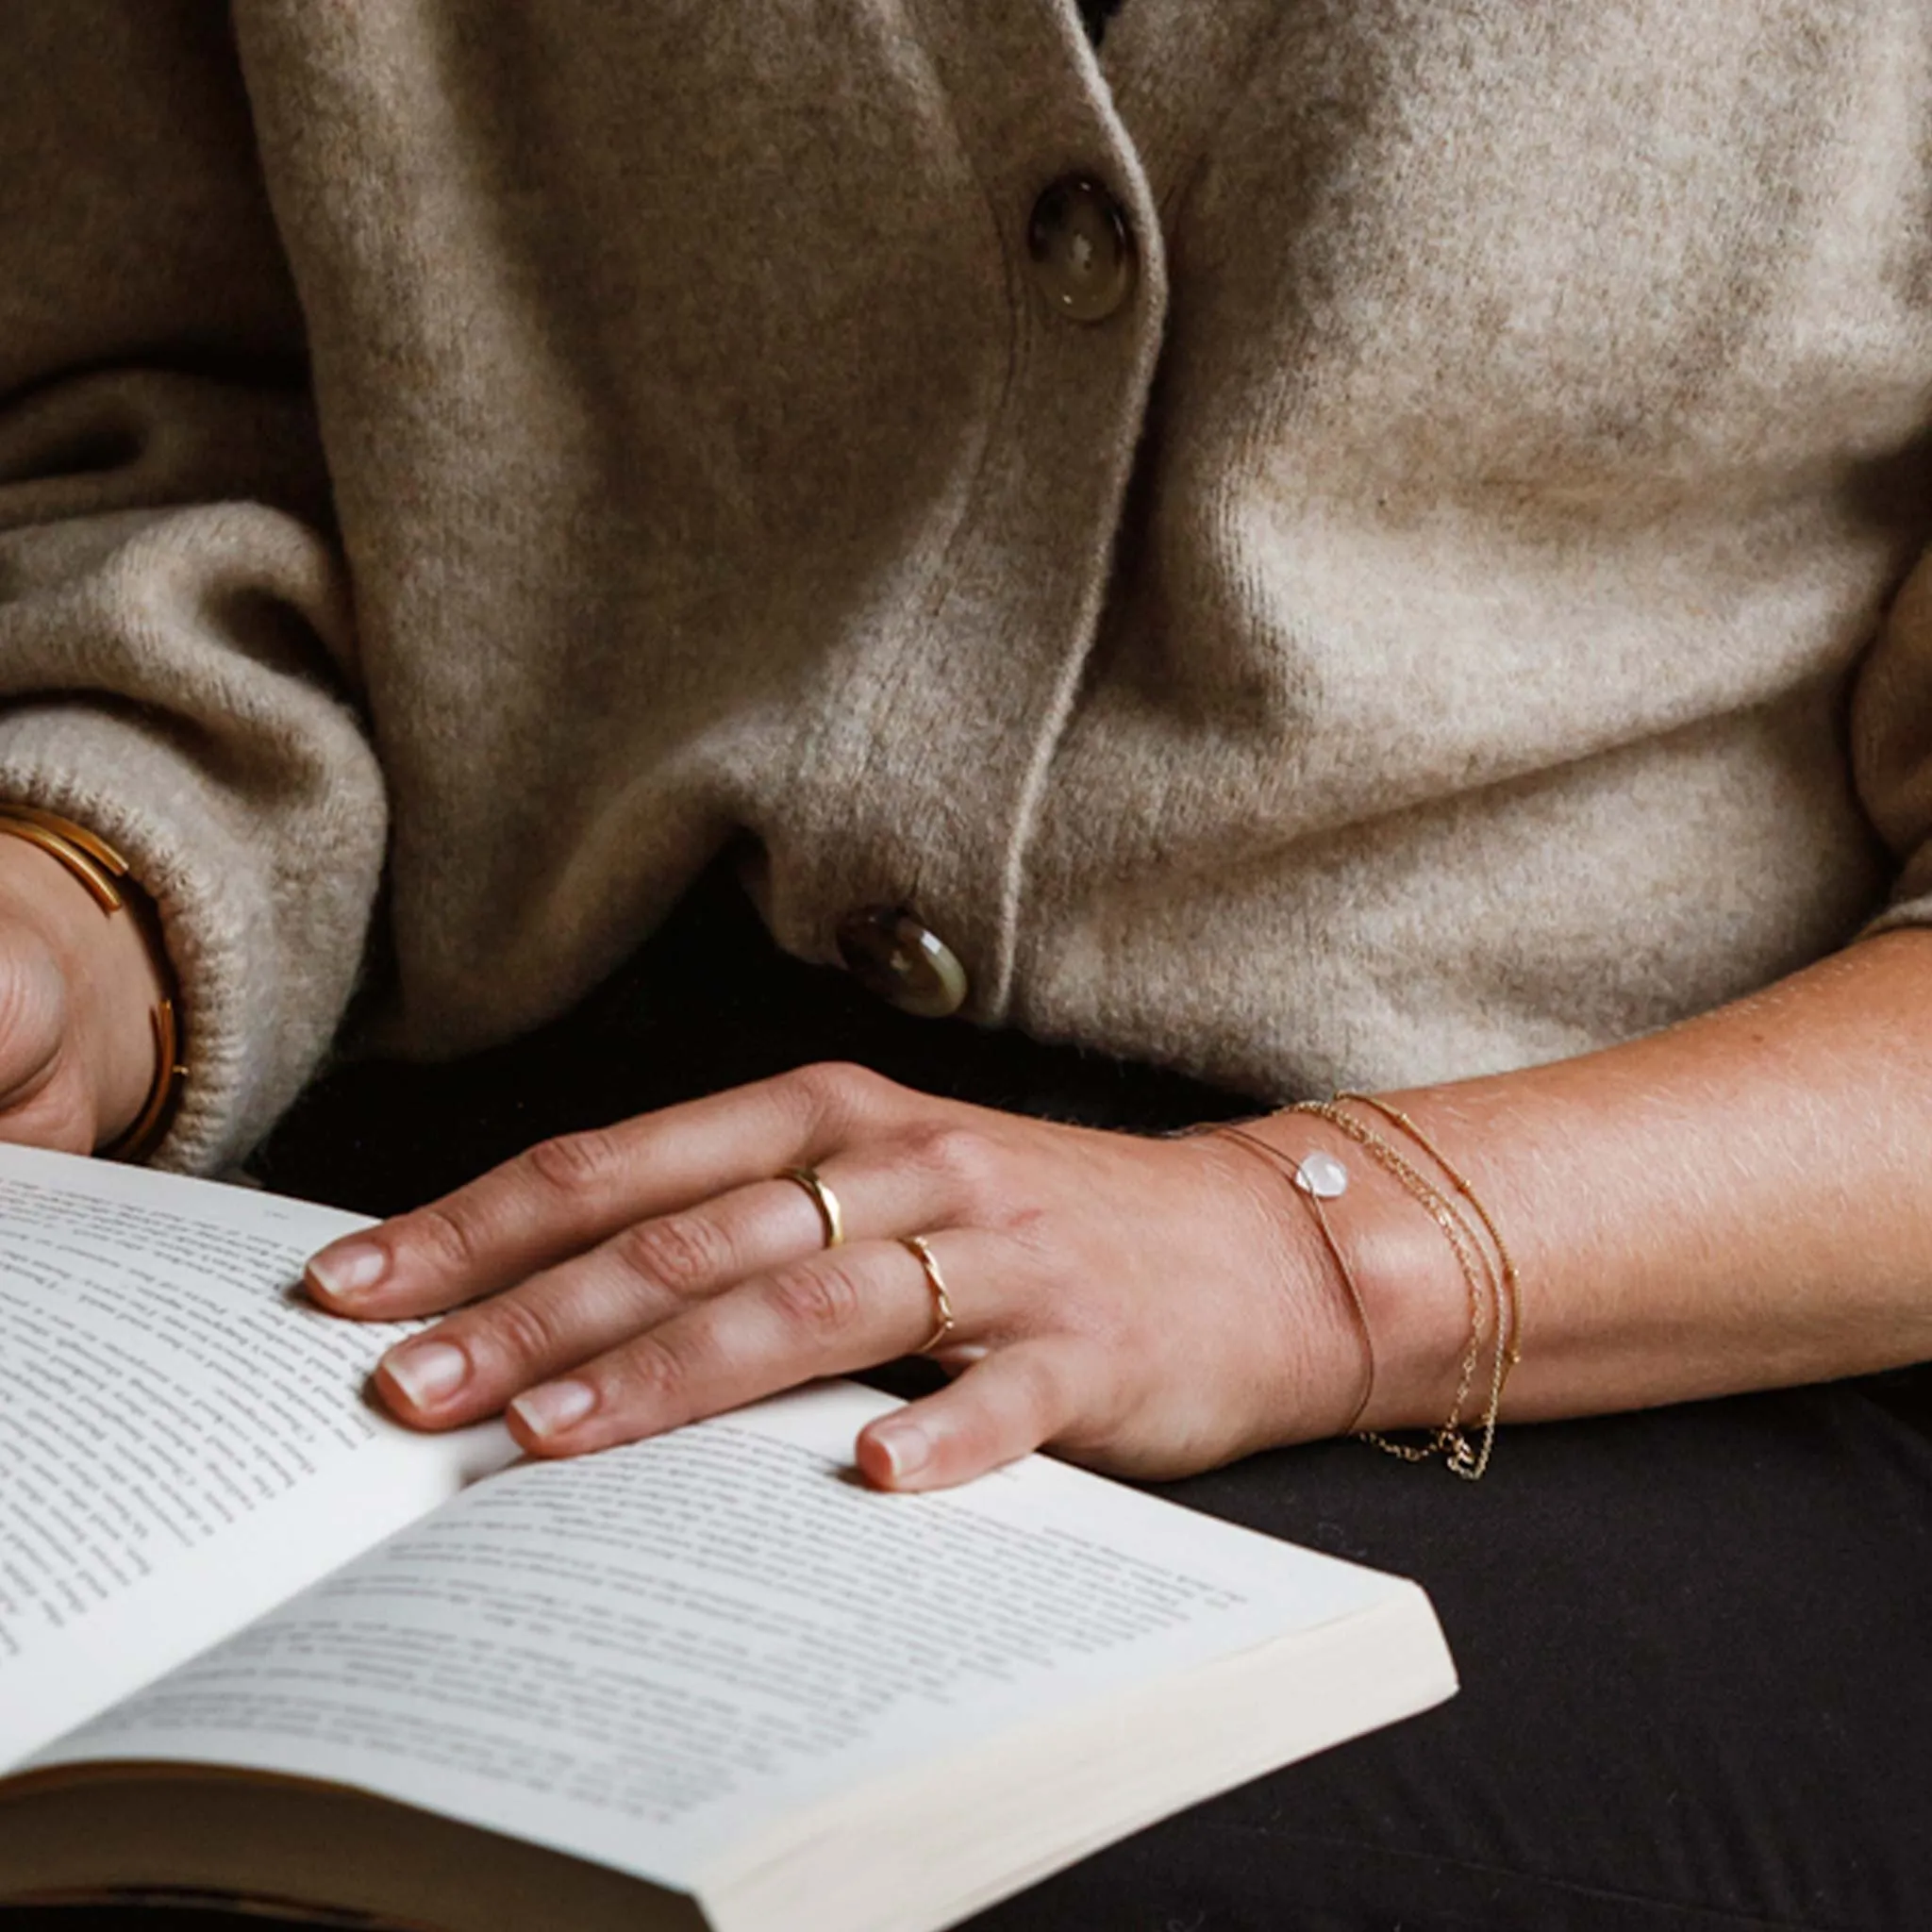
top-left (303, 1060), bottom-right (896, 1316)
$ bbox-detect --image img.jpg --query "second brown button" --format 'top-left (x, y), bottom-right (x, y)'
top-left (835, 907), bottom-right (970, 1018)
top-left (1027, 175), bottom-right (1136, 324)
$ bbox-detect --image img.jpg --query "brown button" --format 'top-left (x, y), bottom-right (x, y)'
top-left (1027, 175), bottom-right (1136, 324)
top-left (835, 907), bottom-right (970, 1018)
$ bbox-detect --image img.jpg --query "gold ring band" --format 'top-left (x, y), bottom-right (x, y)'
top-left (777, 1166), bottom-right (844, 1248)
top-left (899, 1234), bottom-right (956, 1356)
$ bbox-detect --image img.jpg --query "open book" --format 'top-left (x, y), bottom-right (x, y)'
top-left (0, 1143), bottom-right (1456, 1932)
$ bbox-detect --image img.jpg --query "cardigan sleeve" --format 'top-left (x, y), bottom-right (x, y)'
top-left (0, 8), bottom-right (388, 1170)
top-left (1851, 543), bottom-right (1932, 939)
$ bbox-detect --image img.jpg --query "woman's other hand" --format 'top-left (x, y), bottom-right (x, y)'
top-left (0, 835), bottom-right (165, 1154)
top-left (304, 1065), bottom-right (1456, 1489)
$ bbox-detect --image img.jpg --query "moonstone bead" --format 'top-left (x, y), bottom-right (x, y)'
top-left (1293, 1150), bottom-right (1350, 1199)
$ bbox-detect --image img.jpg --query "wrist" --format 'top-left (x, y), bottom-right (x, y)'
top-left (0, 835), bottom-right (166, 1147)
top-left (1237, 1109), bottom-right (1487, 1434)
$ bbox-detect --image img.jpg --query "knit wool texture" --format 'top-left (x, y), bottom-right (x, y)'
top-left (3, 0), bottom-right (1931, 1170)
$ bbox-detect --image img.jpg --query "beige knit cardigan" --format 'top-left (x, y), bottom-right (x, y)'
top-left (5, 0), bottom-right (1932, 1171)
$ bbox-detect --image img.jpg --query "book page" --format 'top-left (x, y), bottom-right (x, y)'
top-left (28, 1382), bottom-right (1408, 1890)
top-left (0, 1144), bottom-right (515, 1769)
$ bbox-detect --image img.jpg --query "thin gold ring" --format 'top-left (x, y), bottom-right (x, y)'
top-left (899, 1234), bottom-right (956, 1356)
top-left (777, 1166), bottom-right (844, 1248)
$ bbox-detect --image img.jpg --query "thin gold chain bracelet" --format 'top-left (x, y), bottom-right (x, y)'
top-left (1287, 1100), bottom-right (1521, 1481)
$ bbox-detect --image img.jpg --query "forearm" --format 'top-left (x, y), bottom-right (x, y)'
top-left (1260, 928), bottom-right (1932, 1431)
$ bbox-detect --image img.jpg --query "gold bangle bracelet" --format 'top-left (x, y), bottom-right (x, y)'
top-left (0, 806), bottom-right (188, 1162)
top-left (0, 814), bottom-right (124, 911)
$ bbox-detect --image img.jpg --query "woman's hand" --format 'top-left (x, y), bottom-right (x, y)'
top-left (304, 1064), bottom-right (1398, 1490)
top-left (0, 836), bottom-right (165, 1154)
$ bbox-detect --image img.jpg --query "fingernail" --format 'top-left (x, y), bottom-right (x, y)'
top-left (307, 1241), bottom-right (388, 1303)
top-left (510, 1380), bottom-right (597, 1440)
top-left (381, 1340), bottom-right (469, 1408)
top-left (873, 1424), bottom-right (930, 1482)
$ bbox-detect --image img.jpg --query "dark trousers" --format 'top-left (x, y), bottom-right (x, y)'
top-left (12, 866), bottom-right (1932, 1930)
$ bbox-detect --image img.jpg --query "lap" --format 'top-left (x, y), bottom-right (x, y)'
top-left (15, 867), bottom-right (1930, 1930)
top-left (961, 1374), bottom-right (1932, 1930)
